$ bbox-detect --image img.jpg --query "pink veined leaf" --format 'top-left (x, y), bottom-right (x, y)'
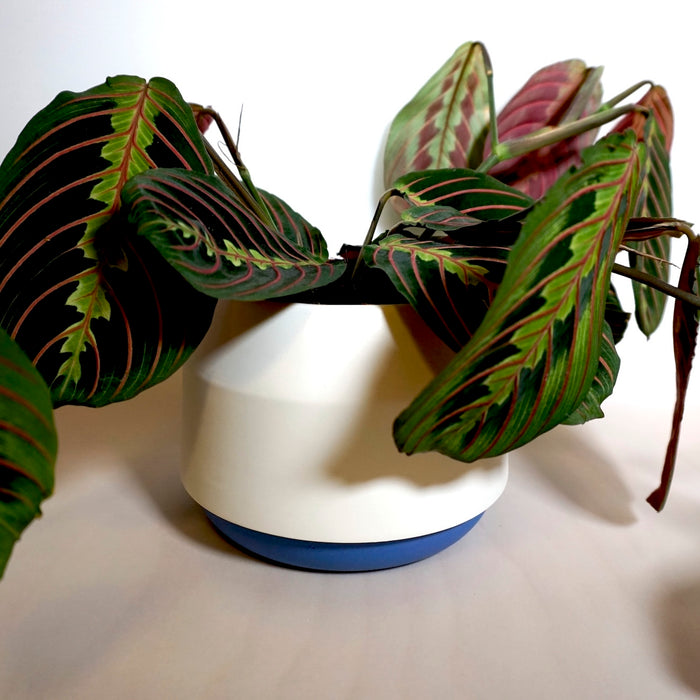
top-left (611, 85), bottom-right (674, 336)
top-left (122, 169), bottom-right (346, 300)
top-left (0, 75), bottom-right (217, 407)
top-left (483, 59), bottom-right (603, 199)
top-left (391, 168), bottom-right (534, 229)
top-left (393, 131), bottom-right (643, 461)
top-left (383, 42), bottom-right (491, 189)
top-left (363, 231), bottom-right (511, 351)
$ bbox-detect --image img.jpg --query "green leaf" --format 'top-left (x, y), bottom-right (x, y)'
top-left (483, 59), bottom-right (602, 199)
top-left (383, 42), bottom-right (491, 189)
top-left (364, 232), bottom-right (509, 350)
top-left (561, 320), bottom-right (620, 425)
top-left (122, 169), bottom-right (346, 300)
top-left (394, 131), bottom-right (643, 461)
top-left (0, 328), bottom-right (57, 579)
top-left (611, 86), bottom-right (674, 336)
top-left (0, 76), bottom-right (217, 407)
top-left (392, 168), bottom-right (533, 229)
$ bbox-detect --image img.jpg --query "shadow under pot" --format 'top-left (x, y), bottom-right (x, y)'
top-left (181, 300), bottom-right (508, 572)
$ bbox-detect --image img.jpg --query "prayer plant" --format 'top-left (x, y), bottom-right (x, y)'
top-left (0, 41), bottom-right (697, 579)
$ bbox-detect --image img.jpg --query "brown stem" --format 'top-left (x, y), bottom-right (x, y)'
top-left (612, 262), bottom-right (700, 310)
top-left (198, 108), bottom-right (275, 228)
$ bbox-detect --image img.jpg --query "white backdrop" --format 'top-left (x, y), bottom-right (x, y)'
top-left (0, 0), bottom-right (697, 440)
top-left (2, 4), bottom-right (700, 698)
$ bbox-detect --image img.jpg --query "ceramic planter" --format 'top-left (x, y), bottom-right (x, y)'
top-left (182, 301), bottom-right (508, 571)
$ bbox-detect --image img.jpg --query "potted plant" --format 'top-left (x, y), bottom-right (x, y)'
top-left (0, 41), bottom-right (695, 576)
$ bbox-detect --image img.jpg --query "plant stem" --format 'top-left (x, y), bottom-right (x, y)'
top-left (198, 108), bottom-right (276, 229)
top-left (612, 262), bottom-right (700, 309)
top-left (352, 189), bottom-right (398, 277)
top-left (480, 42), bottom-right (499, 158)
top-left (477, 103), bottom-right (649, 174)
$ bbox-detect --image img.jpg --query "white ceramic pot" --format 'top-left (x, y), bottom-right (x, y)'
top-left (182, 301), bottom-right (508, 571)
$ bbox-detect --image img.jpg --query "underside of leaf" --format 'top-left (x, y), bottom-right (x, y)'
top-left (383, 42), bottom-right (491, 189)
top-left (483, 59), bottom-right (603, 199)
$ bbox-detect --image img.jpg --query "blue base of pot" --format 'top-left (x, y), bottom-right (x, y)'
top-left (204, 510), bottom-right (484, 572)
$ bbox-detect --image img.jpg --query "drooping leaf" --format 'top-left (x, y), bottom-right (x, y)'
top-left (121, 169), bottom-right (345, 300)
top-left (483, 59), bottom-right (603, 199)
top-left (364, 231), bottom-right (510, 350)
top-left (562, 320), bottom-right (620, 425)
top-left (0, 328), bottom-right (57, 579)
top-left (394, 131), bottom-right (643, 461)
top-left (383, 42), bottom-right (491, 189)
top-left (647, 237), bottom-right (699, 511)
top-left (562, 286), bottom-right (629, 425)
top-left (611, 86), bottom-right (674, 336)
top-left (391, 168), bottom-right (534, 229)
top-left (0, 75), bottom-right (217, 407)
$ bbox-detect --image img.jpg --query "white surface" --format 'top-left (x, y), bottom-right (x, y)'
top-left (1, 1), bottom-right (700, 698)
top-left (1, 372), bottom-right (700, 699)
top-left (182, 303), bottom-right (507, 541)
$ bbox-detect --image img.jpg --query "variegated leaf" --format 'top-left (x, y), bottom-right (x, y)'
top-left (383, 42), bottom-right (491, 189)
top-left (0, 76), bottom-right (217, 407)
top-left (484, 59), bottom-right (602, 199)
top-left (612, 86), bottom-right (673, 336)
top-left (364, 232), bottom-right (510, 350)
top-left (392, 168), bottom-right (534, 229)
top-left (562, 320), bottom-right (620, 425)
top-left (0, 328), bottom-right (57, 579)
top-left (394, 131), bottom-right (643, 461)
top-left (122, 169), bottom-right (345, 300)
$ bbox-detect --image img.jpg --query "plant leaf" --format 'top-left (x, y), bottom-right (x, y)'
top-left (561, 320), bottom-right (620, 425)
top-left (394, 131), bottom-right (643, 461)
top-left (647, 237), bottom-right (699, 511)
top-left (484, 59), bottom-right (602, 199)
top-left (0, 328), bottom-right (57, 579)
top-left (392, 168), bottom-right (534, 229)
top-left (122, 169), bottom-right (346, 300)
top-left (383, 42), bottom-right (491, 189)
top-left (0, 76), bottom-right (217, 407)
top-left (364, 232), bottom-right (510, 350)
top-left (612, 86), bottom-right (674, 336)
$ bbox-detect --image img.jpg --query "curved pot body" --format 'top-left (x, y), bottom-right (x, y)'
top-left (182, 301), bottom-right (508, 571)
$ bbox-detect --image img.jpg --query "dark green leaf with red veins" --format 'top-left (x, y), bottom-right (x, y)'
top-left (0, 328), bottom-right (57, 579)
top-left (0, 75), bottom-right (217, 407)
top-left (393, 131), bottom-right (643, 462)
top-left (122, 169), bottom-right (345, 301)
top-left (363, 232), bottom-right (510, 351)
top-left (647, 238), bottom-right (700, 511)
top-left (383, 42), bottom-right (491, 189)
top-left (483, 59), bottom-right (602, 200)
top-left (392, 168), bottom-right (534, 229)
top-left (562, 287), bottom-right (629, 425)
top-left (562, 321), bottom-right (620, 425)
top-left (611, 86), bottom-right (674, 337)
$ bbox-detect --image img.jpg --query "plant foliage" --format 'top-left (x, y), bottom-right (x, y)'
top-left (0, 42), bottom-right (696, 578)
top-left (0, 328), bottom-right (57, 578)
